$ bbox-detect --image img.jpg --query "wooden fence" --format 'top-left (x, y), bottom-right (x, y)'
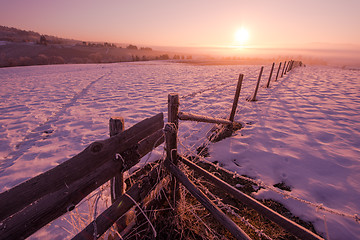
top-left (0, 59), bottom-right (319, 240)
top-left (0, 113), bottom-right (165, 240)
top-left (165, 84), bottom-right (323, 240)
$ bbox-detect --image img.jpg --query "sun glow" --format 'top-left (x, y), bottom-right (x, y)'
top-left (234, 28), bottom-right (250, 47)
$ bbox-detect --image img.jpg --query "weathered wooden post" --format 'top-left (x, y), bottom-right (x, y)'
top-left (281, 61), bottom-right (286, 77)
top-left (286, 60), bottom-right (292, 72)
top-left (288, 61), bottom-right (292, 71)
top-left (166, 93), bottom-right (180, 206)
top-left (166, 93), bottom-right (179, 164)
top-left (275, 62), bottom-right (282, 81)
top-left (109, 117), bottom-right (125, 202)
top-left (284, 61), bottom-right (289, 75)
top-left (229, 74), bottom-right (244, 122)
top-left (266, 62), bottom-right (275, 88)
top-left (109, 117), bottom-right (127, 231)
top-left (247, 66), bottom-right (263, 102)
top-left (289, 60), bottom-right (294, 71)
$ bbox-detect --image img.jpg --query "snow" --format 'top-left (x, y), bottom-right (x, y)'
top-left (0, 41), bottom-right (10, 46)
top-left (0, 61), bottom-right (359, 239)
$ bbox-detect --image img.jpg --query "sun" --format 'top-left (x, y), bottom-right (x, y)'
top-left (234, 28), bottom-right (250, 46)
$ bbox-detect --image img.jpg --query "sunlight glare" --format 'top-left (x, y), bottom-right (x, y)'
top-left (234, 28), bottom-right (250, 46)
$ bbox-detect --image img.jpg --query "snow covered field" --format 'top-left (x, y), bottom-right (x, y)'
top-left (0, 61), bottom-right (359, 239)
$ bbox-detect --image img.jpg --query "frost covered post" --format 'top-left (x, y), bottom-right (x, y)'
top-left (275, 62), bottom-right (282, 81)
top-left (229, 73), bottom-right (244, 122)
top-left (247, 66), bottom-right (263, 102)
top-left (266, 62), bottom-right (275, 88)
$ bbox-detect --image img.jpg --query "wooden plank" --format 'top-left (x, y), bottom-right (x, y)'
top-left (275, 62), bottom-right (282, 81)
top-left (164, 159), bottom-right (251, 240)
top-left (247, 66), bottom-right (264, 102)
top-left (137, 128), bottom-right (164, 157)
top-left (0, 113), bottom-right (164, 222)
top-left (0, 129), bottom-right (165, 240)
top-left (229, 74), bottom-right (244, 122)
top-left (266, 62), bottom-right (275, 88)
top-left (180, 157), bottom-right (324, 240)
top-left (179, 111), bottom-right (233, 125)
top-left (72, 164), bottom-right (166, 240)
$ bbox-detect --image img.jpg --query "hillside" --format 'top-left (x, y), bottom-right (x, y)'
top-left (0, 26), bottom-right (178, 67)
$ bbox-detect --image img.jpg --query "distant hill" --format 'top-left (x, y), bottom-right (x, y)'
top-left (0, 26), bottom-right (178, 67)
top-left (0, 25), bottom-right (77, 45)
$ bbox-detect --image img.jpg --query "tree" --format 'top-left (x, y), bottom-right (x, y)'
top-left (126, 44), bottom-right (138, 50)
top-left (39, 35), bottom-right (47, 45)
top-left (159, 54), bottom-right (169, 60)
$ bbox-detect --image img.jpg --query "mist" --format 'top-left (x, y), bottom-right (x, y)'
top-left (155, 43), bottom-right (360, 68)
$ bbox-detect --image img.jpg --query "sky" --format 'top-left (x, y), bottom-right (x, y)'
top-left (1, 0), bottom-right (360, 57)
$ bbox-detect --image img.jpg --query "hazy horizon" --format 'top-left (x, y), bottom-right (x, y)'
top-left (1, 0), bottom-right (360, 66)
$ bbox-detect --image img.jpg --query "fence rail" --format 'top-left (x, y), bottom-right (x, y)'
top-left (0, 113), bottom-right (164, 240)
top-left (179, 156), bottom-right (323, 240)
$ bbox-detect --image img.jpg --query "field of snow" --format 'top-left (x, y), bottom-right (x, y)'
top-left (0, 61), bottom-right (359, 239)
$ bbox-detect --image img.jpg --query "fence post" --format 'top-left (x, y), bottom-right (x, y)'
top-left (166, 93), bottom-right (180, 207)
top-left (229, 74), bottom-right (244, 122)
top-left (286, 60), bottom-right (292, 73)
top-left (109, 117), bottom-right (125, 202)
top-left (167, 93), bottom-right (179, 164)
top-left (109, 117), bottom-right (127, 231)
top-left (284, 61), bottom-right (288, 74)
top-left (289, 60), bottom-right (294, 71)
top-left (275, 62), bottom-right (282, 81)
top-left (247, 66), bottom-right (263, 102)
top-left (281, 61), bottom-right (286, 77)
top-left (266, 62), bottom-right (275, 88)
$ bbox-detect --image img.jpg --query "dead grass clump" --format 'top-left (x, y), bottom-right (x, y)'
top-left (86, 160), bottom-right (319, 240)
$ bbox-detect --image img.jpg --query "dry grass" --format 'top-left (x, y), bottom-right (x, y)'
top-left (118, 159), bottom-right (320, 240)
top-left (65, 159), bottom-right (319, 240)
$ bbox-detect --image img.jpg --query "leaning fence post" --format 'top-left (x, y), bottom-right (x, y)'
top-left (247, 66), bottom-right (263, 102)
top-left (229, 74), bottom-right (244, 122)
top-left (266, 62), bottom-right (275, 88)
top-left (284, 61), bottom-right (288, 74)
top-left (289, 60), bottom-right (294, 71)
top-left (286, 60), bottom-right (292, 73)
top-left (275, 62), bottom-right (282, 81)
top-left (281, 61), bottom-right (286, 77)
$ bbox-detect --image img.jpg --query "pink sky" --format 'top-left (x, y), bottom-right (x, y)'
top-left (1, 0), bottom-right (360, 53)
